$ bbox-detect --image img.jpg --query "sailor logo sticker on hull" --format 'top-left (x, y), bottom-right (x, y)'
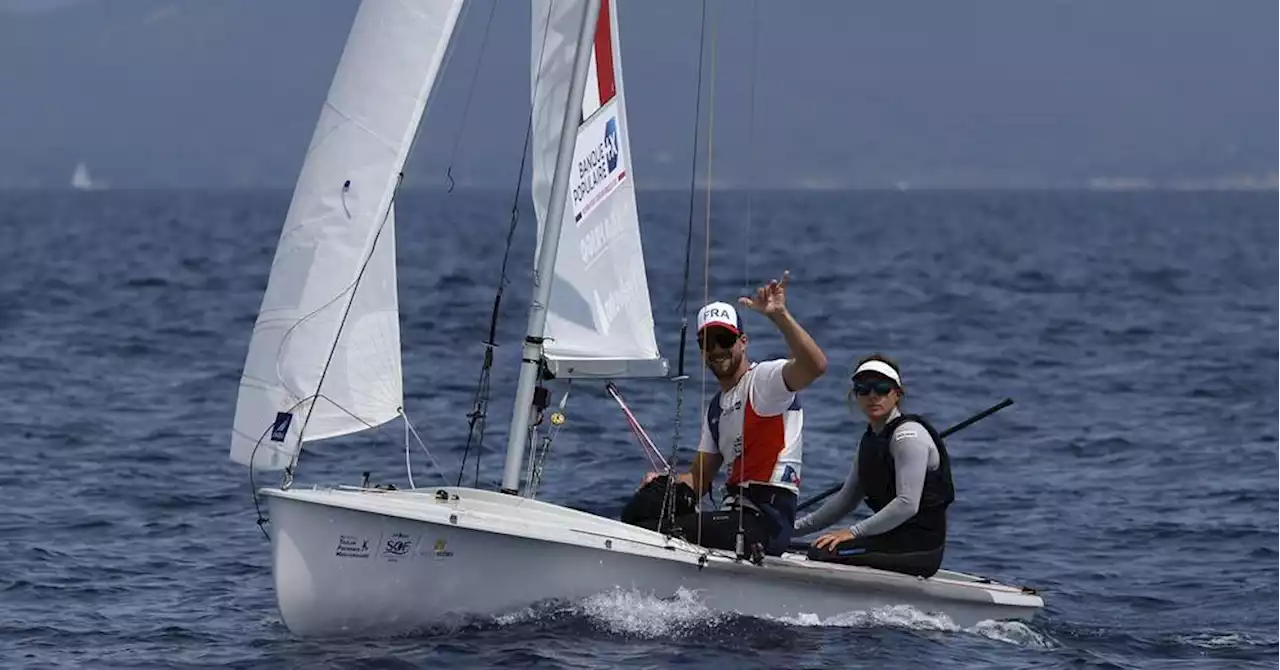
top-left (335, 534), bottom-right (371, 559)
top-left (380, 532), bottom-right (415, 562)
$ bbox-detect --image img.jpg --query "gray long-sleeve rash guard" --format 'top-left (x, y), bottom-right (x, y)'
top-left (794, 406), bottom-right (940, 538)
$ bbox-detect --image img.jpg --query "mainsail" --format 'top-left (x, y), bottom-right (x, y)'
top-left (530, 0), bottom-right (668, 379)
top-left (230, 0), bottom-right (465, 470)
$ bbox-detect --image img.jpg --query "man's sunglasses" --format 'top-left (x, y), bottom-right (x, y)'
top-left (698, 331), bottom-right (739, 351)
top-left (852, 380), bottom-right (898, 397)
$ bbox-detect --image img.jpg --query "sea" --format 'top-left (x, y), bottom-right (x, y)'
top-left (1, 188), bottom-right (1276, 669)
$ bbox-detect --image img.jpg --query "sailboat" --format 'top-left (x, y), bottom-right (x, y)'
top-left (71, 161), bottom-right (104, 191)
top-left (230, 0), bottom-right (1044, 637)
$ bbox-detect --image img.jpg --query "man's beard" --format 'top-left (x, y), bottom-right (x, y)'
top-left (707, 351), bottom-right (739, 379)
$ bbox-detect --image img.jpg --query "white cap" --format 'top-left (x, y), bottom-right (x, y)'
top-left (696, 301), bottom-right (742, 334)
top-left (852, 359), bottom-right (902, 386)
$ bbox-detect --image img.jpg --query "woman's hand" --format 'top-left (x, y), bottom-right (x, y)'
top-left (812, 528), bottom-right (856, 551)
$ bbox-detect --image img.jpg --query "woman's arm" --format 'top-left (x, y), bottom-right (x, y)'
top-left (847, 423), bottom-right (931, 538)
top-left (794, 457), bottom-right (863, 535)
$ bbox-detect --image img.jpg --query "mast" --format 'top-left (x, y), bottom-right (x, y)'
top-left (499, 0), bottom-right (603, 495)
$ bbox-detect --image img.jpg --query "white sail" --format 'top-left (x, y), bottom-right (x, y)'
top-left (71, 162), bottom-right (93, 190)
top-left (531, 0), bottom-right (667, 379)
top-left (71, 161), bottom-right (105, 190)
top-left (230, 0), bottom-right (464, 470)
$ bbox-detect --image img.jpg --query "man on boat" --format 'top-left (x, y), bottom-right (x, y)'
top-left (794, 354), bottom-right (955, 578)
top-left (626, 270), bottom-right (828, 558)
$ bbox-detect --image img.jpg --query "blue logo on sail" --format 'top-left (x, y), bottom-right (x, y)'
top-left (270, 412), bottom-right (293, 442)
top-left (604, 117), bottom-right (619, 172)
top-left (571, 111), bottom-right (624, 222)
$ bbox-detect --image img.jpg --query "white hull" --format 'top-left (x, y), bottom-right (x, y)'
top-left (263, 486), bottom-right (1043, 637)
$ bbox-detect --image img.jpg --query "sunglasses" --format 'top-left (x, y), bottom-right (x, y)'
top-left (698, 330), bottom-right (739, 351)
top-left (852, 380), bottom-right (898, 397)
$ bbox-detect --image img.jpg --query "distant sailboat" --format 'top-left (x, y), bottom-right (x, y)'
top-left (70, 161), bottom-right (105, 190)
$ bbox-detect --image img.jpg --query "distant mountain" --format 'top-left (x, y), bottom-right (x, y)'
top-left (0, 0), bottom-right (1274, 189)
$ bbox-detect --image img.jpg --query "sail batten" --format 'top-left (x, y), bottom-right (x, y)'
top-left (230, 0), bottom-right (465, 471)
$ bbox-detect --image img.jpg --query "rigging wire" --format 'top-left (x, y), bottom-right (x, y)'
top-left (456, 1), bottom-right (557, 489)
top-left (282, 172), bottom-right (403, 488)
top-left (675, 0), bottom-right (711, 322)
top-left (744, 0), bottom-right (759, 295)
top-left (732, 0), bottom-right (762, 561)
top-left (654, 0), bottom-right (710, 540)
top-left (442, 0), bottom-right (499, 193)
top-left (666, 0), bottom-right (709, 463)
top-left (405, 413), bottom-right (415, 490)
top-left (700, 0), bottom-right (721, 554)
top-left (246, 396), bottom-right (455, 542)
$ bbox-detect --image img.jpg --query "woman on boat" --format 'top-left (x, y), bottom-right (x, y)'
top-left (793, 354), bottom-right (955, 578)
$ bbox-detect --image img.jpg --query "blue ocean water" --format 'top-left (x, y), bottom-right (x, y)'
top-left (1, 188), bottom-right (1276, 669)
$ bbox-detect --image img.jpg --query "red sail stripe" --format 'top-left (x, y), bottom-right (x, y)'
top-left (592, 0), bottom-right (616, 106)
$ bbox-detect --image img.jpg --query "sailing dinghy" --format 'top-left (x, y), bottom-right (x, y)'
top-left (230, 0), bottom-right (1044, 637)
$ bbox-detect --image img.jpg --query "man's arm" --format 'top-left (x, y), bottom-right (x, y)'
top-left (676, 412), bottom-right (724, 497)
top-left (768, 308), bottom-right (828, 392)
top-left (678, 450), bottom-right (724, 498)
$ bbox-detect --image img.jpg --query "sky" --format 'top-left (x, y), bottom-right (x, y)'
top-left (0, 0), bottom-right (1274, 189)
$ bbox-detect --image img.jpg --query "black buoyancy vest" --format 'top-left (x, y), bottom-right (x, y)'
top-left (857, 413), bottom-right (955, 537)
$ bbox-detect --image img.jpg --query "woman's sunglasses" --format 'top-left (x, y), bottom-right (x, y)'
top-left (698, 330), bottom-right (739, 351)
top-left (852, 380), bottom-right (898, 397)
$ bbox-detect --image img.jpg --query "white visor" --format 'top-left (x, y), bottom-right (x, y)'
top-left (852, 360), bottom-right (902, 386)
